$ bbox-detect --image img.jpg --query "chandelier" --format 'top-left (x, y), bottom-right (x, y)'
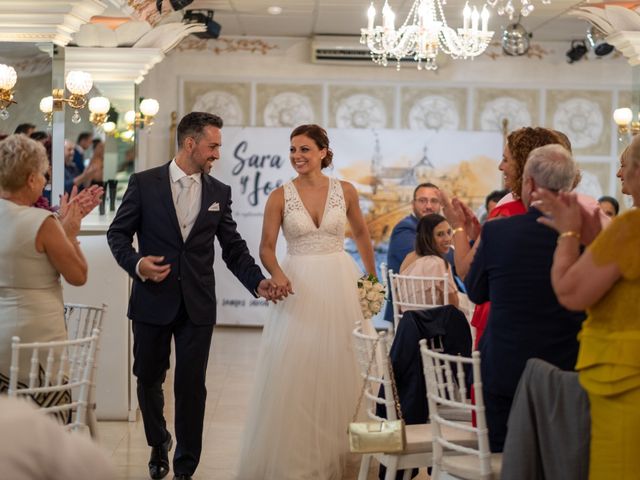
top-left (486, 0), bottom-right (549, 20)
top-left (360, 0), bottom-right (494, 71)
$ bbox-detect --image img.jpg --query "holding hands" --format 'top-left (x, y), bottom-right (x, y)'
top-left (257, 272), bottom-right (294, 304)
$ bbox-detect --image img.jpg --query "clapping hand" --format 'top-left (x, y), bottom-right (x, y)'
top-left (59, 200), bottom-right (83, 239)
top-left (441, 191), bottom-right (480, 240)
top-left (59, 184), bottom-right (104, 219)
top-left (533, 189), bottom-right (583, 235)
top-left (457, 199), bottom-right (481, 241)
top-left (440, 190), bottom-right (464, 228)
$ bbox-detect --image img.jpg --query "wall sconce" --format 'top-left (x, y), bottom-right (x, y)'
top-left (88, 96), bottom-right (111, 126)
top-left (125, 98), bottom-right (160, 129)
top-left (0, 64), bottom-right (17, 120)
top-left (102, 121), bottom-right (116, 135)
top-left (53, 70), bottom-right (93, 124)
top-left (613, 107), bottom-right (640, 136)
top-left (39, 95), bottom-right (53, 125)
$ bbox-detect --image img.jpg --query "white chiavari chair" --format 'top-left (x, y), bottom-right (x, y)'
top-left (64, 303), bottom-right (106, 439)
top-left (8, 329), bottom-right (100, 434)
top-left (420, 340), bottom-right (502, 480)
top-left (352, 326), bottom-right (475, 480)
top-left (388, 270), bottom-right (449, 332)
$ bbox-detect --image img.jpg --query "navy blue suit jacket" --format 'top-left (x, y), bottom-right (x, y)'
top-left (72, 147), bottom-right (85, 174)
top-left (387, 214), bottom-right (418, 276)
top-left (107, 162), bottom-right (265, 326)
top-left (465, 208), bottom-right (585, 397)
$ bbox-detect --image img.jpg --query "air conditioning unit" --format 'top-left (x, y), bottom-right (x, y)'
top-left (311, 36), bottom-right (415, 65)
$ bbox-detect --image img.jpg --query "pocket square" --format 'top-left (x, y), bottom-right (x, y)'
top-left (208, 202), bottom-right (220, 212)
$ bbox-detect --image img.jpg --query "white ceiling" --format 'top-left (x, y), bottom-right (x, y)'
top-left (186, 0), bottom-right (596, 42)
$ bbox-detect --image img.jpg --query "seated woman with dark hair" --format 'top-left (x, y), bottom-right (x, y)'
top-left (399, 213), bottom-right (459, 308)
top-left (598, 195), bottom-right (619, 218)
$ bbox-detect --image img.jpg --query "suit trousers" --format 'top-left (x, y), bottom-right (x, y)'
top-left (483, 389), bottom-right (513, 453)
top-left (132, 302), bottom-right (214, 476)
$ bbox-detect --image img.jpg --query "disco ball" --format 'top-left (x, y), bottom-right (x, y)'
top-left (502, 23), bottom-right (531, 56)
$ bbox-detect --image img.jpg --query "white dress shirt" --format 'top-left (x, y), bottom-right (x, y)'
top-left (136, 160), bottom-right (203, 281)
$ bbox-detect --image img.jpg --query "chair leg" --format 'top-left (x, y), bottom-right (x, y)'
top-left (358, 454), bottom-right (372, 480)
top-left (402, 468), bottom-right (412, 480)
top-left (431, 463), bottom-right (441, 480)
top-left (384, 456), bottom-right (399, 480)
top-left (87, 406), bottom-right (99, 440)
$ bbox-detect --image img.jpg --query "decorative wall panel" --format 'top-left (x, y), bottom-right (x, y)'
top-left (183, 81), bottom-right (250, 126)
top-left (328, 85), bottom-right (394, 129)
top-left (547, 90), bottom-right (612, 155)
top-left (256, 83), bottom-right (321, 127)
top-left (400, 87), bottom-right (466, 130)
top-left (475, 89), bottom-right (539, 132)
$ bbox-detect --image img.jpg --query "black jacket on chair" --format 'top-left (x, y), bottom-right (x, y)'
top-left (378, 305), bottom-right (472, 425)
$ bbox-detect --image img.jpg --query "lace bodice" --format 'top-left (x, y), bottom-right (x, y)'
top-left (282, 178), bottom-right (347, 255)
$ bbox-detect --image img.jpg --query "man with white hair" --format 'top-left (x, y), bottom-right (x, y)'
top-left (464, 144), bottom-right (586, 453)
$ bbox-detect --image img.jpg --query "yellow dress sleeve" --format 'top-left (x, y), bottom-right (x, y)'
top-left (588, 210), bottom-right (640, 280)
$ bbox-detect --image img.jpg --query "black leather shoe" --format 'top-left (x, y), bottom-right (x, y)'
top-left (172, 476), bottom-right (192, 480)
top-left (148, 432), bottom-right (172, 479)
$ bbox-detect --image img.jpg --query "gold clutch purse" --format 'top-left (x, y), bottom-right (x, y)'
top-left (348, 419), bottom-right (406, 453)
top-left (348, 335), bottom-right (406, 454)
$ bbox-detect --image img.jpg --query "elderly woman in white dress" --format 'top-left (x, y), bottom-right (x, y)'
top-left (0, 134), bottom-right (100, 408)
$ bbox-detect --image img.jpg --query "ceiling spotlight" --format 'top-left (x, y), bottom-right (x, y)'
top-left (502, 23), bottom-right (531, 56)
top-left (156, 0), bottom-right (194, 12)
top-left (566, 39), bottom-right (588, 64)
top-left (183, 9), bottom-right (221, 39)
top-left (267, 6), bottom-right (282, 15)
top-left (586, 26), bottom-right (614, 57)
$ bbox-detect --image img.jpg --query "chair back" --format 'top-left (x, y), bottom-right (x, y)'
top-left (64, 303), bottom-right (106, 340)
top-left (8, 329), bottom-right (100, 433)
top-left (388, 270), bottom-right (448, 331)
top-left (64, 304), bottom-right (106, 438)
top-left (380, 262), bottom-right (389, 289)
top-left (420, 340), bottom-right (492, 478)
top-left (352, 326), bottom-right (399, 422)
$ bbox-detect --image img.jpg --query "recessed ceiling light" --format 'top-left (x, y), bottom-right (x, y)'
top-left (267, 6), bottom-right (282, 15)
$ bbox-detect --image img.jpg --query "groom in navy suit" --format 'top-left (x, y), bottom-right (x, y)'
top-left (108, 112), bottom-right (277, 480)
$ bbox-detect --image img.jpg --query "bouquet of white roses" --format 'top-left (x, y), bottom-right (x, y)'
top-left (357, 273), bottom-right (386, 319)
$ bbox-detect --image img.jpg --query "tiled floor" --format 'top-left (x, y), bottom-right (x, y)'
top-left (98, 326), bottom-right (430, 479)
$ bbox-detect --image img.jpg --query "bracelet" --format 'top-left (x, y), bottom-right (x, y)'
top-left (452, 227), bottom-right (465, 236)
top-left (557, 231), bottom-right (581, 244)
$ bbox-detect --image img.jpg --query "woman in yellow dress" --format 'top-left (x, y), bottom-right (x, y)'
top-left (534, 135), bottom-right (640, 479)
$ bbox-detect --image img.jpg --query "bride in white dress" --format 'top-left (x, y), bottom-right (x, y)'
top-left (236, 124), bottom-right (377, 480)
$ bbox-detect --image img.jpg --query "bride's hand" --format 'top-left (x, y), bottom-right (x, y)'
top-left (272, 272), bottom-right (294, 297)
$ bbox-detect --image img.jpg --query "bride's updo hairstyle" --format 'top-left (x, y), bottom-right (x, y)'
top-left (290, 124), bottom-right (334, 169)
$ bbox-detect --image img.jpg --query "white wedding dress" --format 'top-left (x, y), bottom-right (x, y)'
top-left (236, 177), bottom-right (365, 480)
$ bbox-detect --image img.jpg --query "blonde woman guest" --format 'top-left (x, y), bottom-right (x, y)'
top-left (533, 133), bottom-right (640, 479)
top-left (0, 135), bottom-right (99, 404)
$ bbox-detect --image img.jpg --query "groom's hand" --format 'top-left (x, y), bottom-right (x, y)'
top-left (139, 255), bottom-right (171, 283)
top-left (257, 279), bottom-right (278, 303)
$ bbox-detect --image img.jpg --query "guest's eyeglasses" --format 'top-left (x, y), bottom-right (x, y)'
top-left (414, 197), bottom-right (441, 205)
